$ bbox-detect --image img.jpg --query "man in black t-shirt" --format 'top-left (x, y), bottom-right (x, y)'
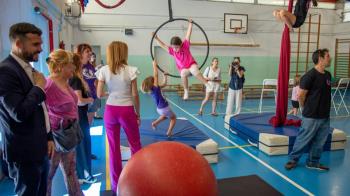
top-left (285, 49), bottom-right (332, 171)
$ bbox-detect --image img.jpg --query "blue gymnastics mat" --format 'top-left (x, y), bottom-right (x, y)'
top-left (120, 118), bottom-right (219, 163)
top-left (224, 113), bottom-right (347, 155)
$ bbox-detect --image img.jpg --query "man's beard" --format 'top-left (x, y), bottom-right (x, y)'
top-left (23, 51), bottom-right (40, 62)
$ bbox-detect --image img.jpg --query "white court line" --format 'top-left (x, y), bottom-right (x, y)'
top-left (190, 110), bottom-right (277, 116)
top-left (330, 115), bottom-right (350, 119)
top-left (218, 102), bottom-right (277, 109)
top-left (190, 108), bottom-right (275, 116)
top-left (168, 98), bottom-right (314, 196)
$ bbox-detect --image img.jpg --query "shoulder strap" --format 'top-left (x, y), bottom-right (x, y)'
top-left (207, 66), bottom-right (211, 77)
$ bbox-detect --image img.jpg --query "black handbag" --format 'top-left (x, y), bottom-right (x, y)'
top-left (52, 120), bottom-right (83, 152)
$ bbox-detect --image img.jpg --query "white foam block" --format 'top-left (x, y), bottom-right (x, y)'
top-left (196, 139), bottom-right (218, 154)
top-left (330, 128), bottom-right (347, 150)
top-left (258, 129), bottom-right (347, 155)
top-left (203, 154), bottom-right (218, 164)
top-left (259, 133), bottom-right (289, 146)
top-left (258, 133), bottom-right (290, 155)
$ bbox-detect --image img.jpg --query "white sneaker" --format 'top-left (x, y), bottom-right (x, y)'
top-left (78, 176), bottom-right (97, 184)
top-left (78, 179), bottom-right (84, 185)
top-left (183, 90), bottom-right (189, 100)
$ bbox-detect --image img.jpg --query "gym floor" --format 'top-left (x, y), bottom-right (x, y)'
top-left (0, 92), bottom-right (349, 196)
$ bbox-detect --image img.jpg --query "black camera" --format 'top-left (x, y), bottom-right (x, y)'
top-left (232, 62), bottom-right (239, 67)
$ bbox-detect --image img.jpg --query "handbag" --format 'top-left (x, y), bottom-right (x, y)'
top-left (52, 120), bottom-right (83, 152)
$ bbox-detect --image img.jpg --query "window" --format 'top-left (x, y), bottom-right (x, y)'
top-left (232, 0), bottom-right (254, 3)
top-left (207, 0), bottom-right (254, 3)
top-left (206, 0), bottom-right (336, 9)
top-left (344, 1), bottom-right (350, 22)
top-left (317, 2), bottom-right (336, 9)
top-left (258, 0), bottom-right (285, 6)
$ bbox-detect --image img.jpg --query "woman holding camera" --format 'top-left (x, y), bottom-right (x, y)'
top-left (226, 57), bottom-right (245, 116)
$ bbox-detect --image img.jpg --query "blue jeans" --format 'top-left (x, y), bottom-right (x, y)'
top-left (289, 117), bottom-right (330, 164)
top-left (76, 105), bottom-right (92, 179)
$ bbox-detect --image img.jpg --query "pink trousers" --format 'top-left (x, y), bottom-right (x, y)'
top-left (104, 105), bottom-right (142, 192)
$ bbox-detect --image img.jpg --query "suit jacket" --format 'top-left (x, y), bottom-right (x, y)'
top-left (0, 55), bottom-right (48, 163)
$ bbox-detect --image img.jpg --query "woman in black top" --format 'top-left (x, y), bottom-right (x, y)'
top-left (273, 0), bottom-right (318, 29)
top-left (69, 53), bottom-right (96, 184)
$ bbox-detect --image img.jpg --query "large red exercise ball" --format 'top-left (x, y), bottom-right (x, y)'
top-left (117, 141), bottom-right (218, 196)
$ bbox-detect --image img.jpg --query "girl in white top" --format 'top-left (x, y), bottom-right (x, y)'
top-left (198, 57), bottom-right (222, 116)
top-left (95, 41), bottom-right (142, 192)
top-left (288, 75), bottom-right (300, 115)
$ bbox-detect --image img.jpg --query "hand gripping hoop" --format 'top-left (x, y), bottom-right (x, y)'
top-left (150, 18), bottom-right (210, 78)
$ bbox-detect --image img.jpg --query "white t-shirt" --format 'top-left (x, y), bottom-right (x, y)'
top-left (203, 66), bottom-right (221, 81)
top-left (203, 66), bottom-right (221, 93)
top-left (291, 85), bottom-right (300, 101)
top-left (96, 65), bottom-right (139, 106)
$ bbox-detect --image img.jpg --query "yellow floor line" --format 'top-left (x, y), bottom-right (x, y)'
top-left (105, 135), bottom-right (111, 190)
top-left (218, 144), bottom-right (253, 150)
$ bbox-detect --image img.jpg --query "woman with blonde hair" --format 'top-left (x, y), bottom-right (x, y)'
top-left (96, 41), bottom-right (142, 192)
top-left (69, 53), bottom-right (96, 184)
top-left (45, 49), bottom-right (83, 195)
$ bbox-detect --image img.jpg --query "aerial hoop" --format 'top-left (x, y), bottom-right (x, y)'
top-left (95, 0), bottom-right (126, 9)
top-left (150, 18), bottom-right (210, 78)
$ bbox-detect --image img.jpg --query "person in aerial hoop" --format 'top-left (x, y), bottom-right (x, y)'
top-left (273, 0), bottom-right (318, 29)
top-left (153, 18), bottom-right (211, 100)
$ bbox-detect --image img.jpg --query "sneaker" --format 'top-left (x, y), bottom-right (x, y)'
top-left (285, 160), bottom-right (297, 170)
top-left (306, 163), bottom-right (329, 171)
top-left (211, 112), bottom-right (218, 116)
top-left (183, 90), bottom-right (189, 100)
top-left (94, 115), bottom-right (103, 119)
top-left (83, 176), bottom-right (97, 184)
top-left (78, 179), bottom-right (84, 185)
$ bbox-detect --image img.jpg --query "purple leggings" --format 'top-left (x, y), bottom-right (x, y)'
top-left (104, 105), bottom-right (142, 192)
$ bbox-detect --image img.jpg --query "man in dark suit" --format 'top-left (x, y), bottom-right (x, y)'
top-left (0, 23), bottom-right (54, 195)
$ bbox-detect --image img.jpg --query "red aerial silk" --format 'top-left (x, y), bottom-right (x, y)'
top-left (269, 0), bottom-right (301, 127)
